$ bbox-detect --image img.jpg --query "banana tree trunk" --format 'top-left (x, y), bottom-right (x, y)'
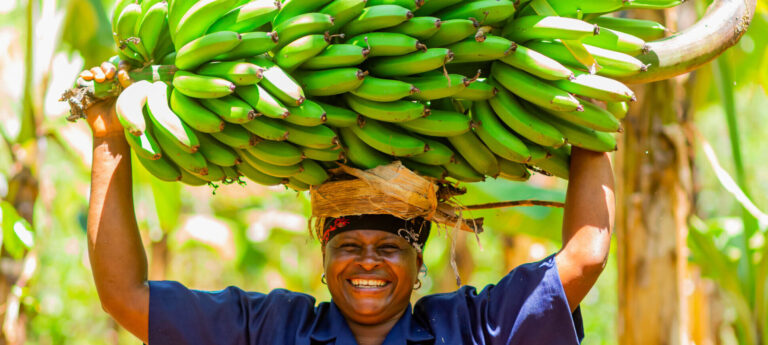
top-left (615, 73), bottom-right (694, 344)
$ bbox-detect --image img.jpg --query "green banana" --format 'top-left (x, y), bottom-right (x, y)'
top-left (237, 148), bottom-right (302, 177)
top-left (146, 81), bottom-right (200, 153)
top-left (408, 135), bottom-right (454, 165)
top-left (367, 48), bottom-right (453, 77)
top-left (404, 74), bottom-right (469, 101)
top-left (112, 0), bottom-right (137, 33)
top-left (248, 55), bottom-right (306, 105)
top-left (402, 159), bottom-right (446, 179)
top-left (315, 101), bottom-right (359, 127)
top-left (340, 5), bottom-right (414, 38)
top-left (502, 16), bottom-right (597, 43)
top-left (529, 0), bottom-right (624, 17)
top-left (274, 34), bottom-right (332, 71)
top-left (525, 40), bottom-right (647, 78)
top-left (622, 0), bottom-right (682, 10)
top-left (582, 27), bottom-right (646, 56)
top-left (525, 140), bottom-right (552, 164)
top-left (551, 70), bottom-right (635, 102)
top-left (207, 0), bottom-right (280, 33)
top-left (499, 44), bottom-right (573, 81)
top-left (498, 158), bottom-right (532, 183)
top-left (125, 128), bottom-right (162, 161)
top-left (115, 80), bottom-right (152, 136)
top-left (352, 117), bottom-right (428, 156)
top-left (210, 124), bottom-right (258, 148)
top-left (273, 13), bottom-right (334, 49)
top-left (272, 0), bottom-right (334, 26)
top-left (387, 16), bottom-right (441, 40)
top-left (347, 32), bottom-right (425, 57)
top-left (302, 146), bottom-right (345, 161)
top-left (497, 158), bottom-right (531, 181)
top-left (172, 71), bottom-right (236, 99)
top-left (168, 0), bottom-right (198, 38)
top-left (423, 19), bottom-right (476, 47)
top-left (199, 95), bottom-right (258, 124)
top-left (136, 153), bottom-right (183, 182)
top-left (284, 100), bottom-right (328, 127)
top-left (350, 76), bottom-right (418, 102)
top-left (544, 115), bottom-right (617, 152)
top-left (487, 83), bottom-right (564, 148)
top-left (235, 84), bottom-right (291, 119)
top-left (339, 127), bottom-right (392, 169)
top-left (213, 31), bottom-right (279, 60)
top-left (435, 0), bottom-right (515, 26)
top-left (446, 35), bottom-right (515, 63)
top-left (588, 16), bottom-right (667, 41)
top-left (173, 0), bottom-right (239, 50)
top-left (415, 0), bottom-right (462, 16)
top-left (398, 109), bottom-right (470, 137)
top-left (137, 2), bottom-right (169, 59)
top-left (160, 51), bottom-right (176, 65)
top-left (443, 154), bottom-right (484, 182)
top-left (293, 68), bottom-right (367, 96)
top-left (301, 44), bottom-right (370, 70)
top-left (169, 89), bottom-right (226, 133)
top-left (153, 124), bottom-right (208, 174)
top-left (195, 131), bottom-right (241, 166)
top-left (293, 159), bottom-right (330, 185)
top-left (190, 163), bottom-right (226, 183)
top-left (286, 178), bottom-right (310, 191)
top-left (491, 62), bottom-right (581, 112)
top-left (284, 122), bottom-right (339, 149)
top-left (241, 116), bottom-right (290, 141)
top-left (605, 101), bottom-right (628, 120)
top-left (345, 94), bottom-right (428, 122)
top-left (529, 149), bottom-right (569, 180)
top-left (538, 99), bottom-right (621, 133)
top-left (175, 31), bottom-right (242, 70)
top-left (196, 61), bottom-right (264, 86)
top-left (220, 165), bottom-right (241, 182)
top-left (453, 79), bottom-right (497, 100)
top-left (236, 159), bottom-right (286, 186)
top-left (472, 100), bottom-right (531, 163)
top-left (367, 0), bottom-right (423, 11)
top-left (179, 169), bottom-right (209, 186)
top-left (115, 3), bottom-right (149, 62)
top-left (247, 140), bottom-right (304, 166)
top-left (321, 0), bottom-right (367, 33)
top-left (447, 130), bottom-right (499, 176)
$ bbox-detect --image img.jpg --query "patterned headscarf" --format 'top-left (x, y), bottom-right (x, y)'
top-left (321, 214), bottom-right (431, 252)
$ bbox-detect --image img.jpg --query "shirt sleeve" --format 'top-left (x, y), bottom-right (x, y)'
top-left (414, 253), bottom-right (584, 345)
top-left (148, 281), bottom-right (316, 345)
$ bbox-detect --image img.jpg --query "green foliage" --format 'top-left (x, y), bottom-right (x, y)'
top-left (0, 201), bottom-right (34, 259)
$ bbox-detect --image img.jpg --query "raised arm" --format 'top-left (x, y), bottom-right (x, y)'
top-left (84, 64), bottom-right (149, 343)
top-left (555, 147), bottom-right (615, 312)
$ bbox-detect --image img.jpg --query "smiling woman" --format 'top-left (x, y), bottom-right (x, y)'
top-left (82, 68), bottom-right (614, 344)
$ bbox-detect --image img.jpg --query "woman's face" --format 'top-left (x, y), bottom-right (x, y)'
top-left (323, 229), bottom-right (422, 326)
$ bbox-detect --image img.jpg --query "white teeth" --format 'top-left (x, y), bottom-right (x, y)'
top-left (350, 279), bottom-right (387, 287)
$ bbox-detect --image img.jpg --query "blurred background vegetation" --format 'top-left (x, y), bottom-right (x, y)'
top-left (0, 0), bottom-right (766, 344)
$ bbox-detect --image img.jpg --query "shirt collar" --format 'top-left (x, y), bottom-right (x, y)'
top-left (310, 301), bottom-right (434, 344)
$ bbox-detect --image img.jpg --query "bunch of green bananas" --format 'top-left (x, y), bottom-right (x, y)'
top-left (110, 0), bottom-right (679, 190)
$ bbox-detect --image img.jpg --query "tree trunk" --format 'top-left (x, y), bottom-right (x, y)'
top-left (615, 76), bottom-right (694, 345)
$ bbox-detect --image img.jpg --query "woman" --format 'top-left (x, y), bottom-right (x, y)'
top-left (84, 63), bottom-right (614, 344)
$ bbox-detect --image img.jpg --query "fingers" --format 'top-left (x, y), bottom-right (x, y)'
top-left (101, 62), bottom-right (117, 80)
top-left (91, 67), bottom-right (106, 83)
top-left (80, 62), bottom-right (118, 83)
top-left (80, 69), bottom-right (94, 81)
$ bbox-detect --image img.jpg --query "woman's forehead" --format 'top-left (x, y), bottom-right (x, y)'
top-left (332, 229), bottom-right (406, 242)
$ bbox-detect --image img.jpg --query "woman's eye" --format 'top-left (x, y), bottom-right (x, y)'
top-left (380, 244), bottom-right (400, 250)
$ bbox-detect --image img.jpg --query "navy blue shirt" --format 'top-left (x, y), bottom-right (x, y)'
top-left (148, 254), bottom-right (584, 344)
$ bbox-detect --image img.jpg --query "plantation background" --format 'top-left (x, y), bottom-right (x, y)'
top-left (0, 0), bottom-right (767, 344)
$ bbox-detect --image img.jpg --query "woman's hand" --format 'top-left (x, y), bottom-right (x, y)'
top-left (80, 62), bottom-right (124, 138)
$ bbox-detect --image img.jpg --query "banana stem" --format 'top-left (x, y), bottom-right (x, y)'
top-left (461, 199), bottom-right (565, 210)
top-left (127, 65), bottom-right (178, 83)
top-left (19, 0), bottom-right (35, 142)
top-left (617, 0), bottom-right (756, 84)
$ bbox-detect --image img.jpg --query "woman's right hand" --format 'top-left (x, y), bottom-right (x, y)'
top-left (80, 62), bottom-right (124, 138)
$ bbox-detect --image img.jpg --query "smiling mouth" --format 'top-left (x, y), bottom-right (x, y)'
top-left (348, 279), bottom-right (390, 289)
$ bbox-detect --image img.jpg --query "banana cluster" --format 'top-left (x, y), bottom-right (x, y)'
top-left (111, 0), bottom-right (679, 189)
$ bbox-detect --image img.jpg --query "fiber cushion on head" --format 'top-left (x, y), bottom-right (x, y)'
top-left (321, 214), bottom-right (431, 252)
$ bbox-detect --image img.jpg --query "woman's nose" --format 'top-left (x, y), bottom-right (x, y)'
top-left (357, 246), bottom-right (381, 270)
